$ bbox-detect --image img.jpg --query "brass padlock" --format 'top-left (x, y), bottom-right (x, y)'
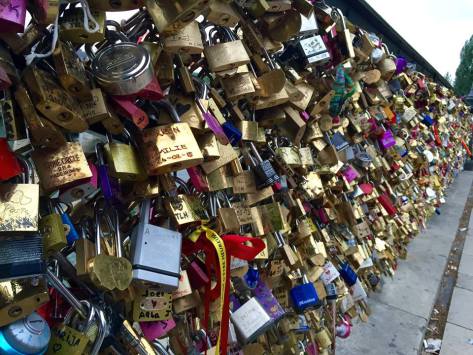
top-left (52, 41), bottom-right (91, 99)
top-left (88, 206), bottom-right (132, 291)
top-left (146, 0), bottom-right (210, 36)
top-left (14, 86), bottom-right (66, 149)
top-left (31, 141), bottom-right (92, 192)
top-left (0, 279), bottom-right (49, 327)
top-left (59, 6), bottom-right (105, 43)
top-left (0, 157), bottom-right (39, 234)
top-left (140, 100), bottom-right (204, 175)
top-left (22, 66), bottom-right (88, 133)
top-left (104, 130), bottom-right (147, 182)
top-left (163, 20), bottom-right (204, 54)
top-left (204, 27), bottom-right (251, 73)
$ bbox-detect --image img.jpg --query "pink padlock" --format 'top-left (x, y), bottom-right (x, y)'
top-left (0, 0), bottom-right (27, 33)
top-left (187, 166), bottom-right (209, 193)
top-left (140, 318), bottom-right (176, 341)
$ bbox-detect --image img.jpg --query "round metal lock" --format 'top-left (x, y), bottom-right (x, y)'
top-left (1, 312), bottom-right (50, 354)
top-left (91, 42), bottom-right (153, 96)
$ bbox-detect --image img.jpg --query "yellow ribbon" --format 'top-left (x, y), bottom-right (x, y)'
top-left (190, 225), bottom-right (227, 354)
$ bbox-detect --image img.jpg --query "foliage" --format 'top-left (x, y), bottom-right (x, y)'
top-left (454, 35), bottom-right (473, 96)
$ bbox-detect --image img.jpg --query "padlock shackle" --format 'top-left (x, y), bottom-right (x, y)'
top-left (90, 305), bottom-right (107, 355)
top-left (46, 268), bottom-right (88, 319)
top-left (150, 100), bottom-right (181, 123)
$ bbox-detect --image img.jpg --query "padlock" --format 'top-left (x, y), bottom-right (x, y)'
top-left (47, 300), bottom-right (95, 355)
top-left (31, 141), bottom-right (92, 192)
top-left (53, 200), bottom-right (79, 246)
top-left (0, 138), bottom-right (22, 181)
top-left (230, 294), bottom-right (272, 343)
top-left (0, 0), bottom-right (27, 33)
top-left (75, 219), bottom-right (96, 281)
top-left (94, 143), bottom-right (121, 206)
top-left (45, 269), bottom-right (107, 355)
top-left (247, 142), bottom-right (280, 189)
top-left (290, 274), bottom-right (321, 312)
top-left (145, 0), bottom-right (210, 36)
top-left (132, 287), bottom-right (173, 322)
top-left (52, 41), bottom-right (91, 99)
top-left (104, 130), bottom-right (147, 181)
top-left (140, 100), bottom-right (204, 175)
top-left (14, 86), bottom-right (66, 149)
top-left (90, 30), bottom-right (154, 96)
top-left (39, 199), bottom-right (68, 256)
top-left (378, 44), bottom-right (397, 81)
top-left (0, 312), bottom-right (50, 354)
top-left (88, 203), bottom-right (132, 291)
top-left (207, 0), bottom-right (239, 27)
top-left (59, 5), bottom-right (105, 44)
top-left (0, 235), bottom-right (45, 281)
top-left (22, 66), bottom-right (88, 133)
top-left (334, 8), bottom-right (355, 60)
top-left (0, 157), bottom-right (39, 234)
top-left (204, 26), bottom-right (250, 73)
top-left (163, 20), bottom-right (204, 54)
top-left (130, 198), bottom-right (183, 291)
top-left (0, 279), bottom-right (49, 327)
top-left (58, 160), bottom-right (99, 208)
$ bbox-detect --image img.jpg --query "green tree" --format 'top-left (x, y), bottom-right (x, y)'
top-left (454, 35), bottom-right (473, 96)
top-left (445, 72), bottom-right (454, 86)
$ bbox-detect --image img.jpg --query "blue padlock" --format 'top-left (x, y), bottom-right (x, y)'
top-left (244, 264), bottom-right (259, 289)
top-left (290, 276), bottom-right (320, 312)
top-left (55, 202), bottom-right (79, 245)
top-left (339, 262), bottom-right (358, 287)
top-left (422, 114), bottom-right (434, 126)
top-left (222, 121), bottom-right (242, 146)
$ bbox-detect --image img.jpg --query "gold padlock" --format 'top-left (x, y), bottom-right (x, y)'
top-left (53, 41), bottom-right (91, 99)
top-left (140, 100), bottom-right (204, 175)
top-left (59, 7), bottom-right (105, 43)
top-left (31, 142), bottom-right (92, 192)
top-left (22, 66), bottom-right (88, 133)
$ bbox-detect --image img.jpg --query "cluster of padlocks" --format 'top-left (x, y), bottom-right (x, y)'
top-left (0, 1), bottom-right (472, 354)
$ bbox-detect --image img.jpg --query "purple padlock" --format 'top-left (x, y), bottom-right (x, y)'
top-left (378, 129), bottom-right (396, 149)
top-left (0, 0), bottom-right (26, 33)
top-left (342, 165), bottom-right (360, 183)
top-left (252, 280), bottom-right (285, 321)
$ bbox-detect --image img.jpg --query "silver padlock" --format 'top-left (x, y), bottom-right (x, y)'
top-left (130, 199), bottom-right (183, 291)
top-left (298, 35), bottom-right (331, 66)
top-left (89, 27), bottom-right (153, 95)
top-left (230, 296), bottom-right (272, 343)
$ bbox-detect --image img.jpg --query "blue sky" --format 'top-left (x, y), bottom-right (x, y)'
top-left (365, 0), bottom-right (473, 80)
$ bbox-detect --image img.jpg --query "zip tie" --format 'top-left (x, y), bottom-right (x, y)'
top-left (24, 0), bottom-right (99, 65)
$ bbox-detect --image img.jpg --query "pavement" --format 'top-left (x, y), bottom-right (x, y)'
top-left (336, 171), bottom-right (473, 355)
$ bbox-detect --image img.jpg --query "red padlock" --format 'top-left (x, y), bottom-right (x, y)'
top-left (110, 96), bottom-right (149, 129)
top-left (0, 138), bottom-right (22, 180)
top-left (378, 192), bottom-right (397, 216)
top-left (0, 0), bottom-right (27, 33)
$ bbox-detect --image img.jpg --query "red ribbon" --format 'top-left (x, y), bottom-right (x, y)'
top-left (182, 233), bottom-right (265, 354)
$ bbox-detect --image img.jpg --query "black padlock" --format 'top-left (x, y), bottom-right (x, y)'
top-left (0, 235), bottom-right (45, 281)
top-left (248, 142), bottom-right (280, 189)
